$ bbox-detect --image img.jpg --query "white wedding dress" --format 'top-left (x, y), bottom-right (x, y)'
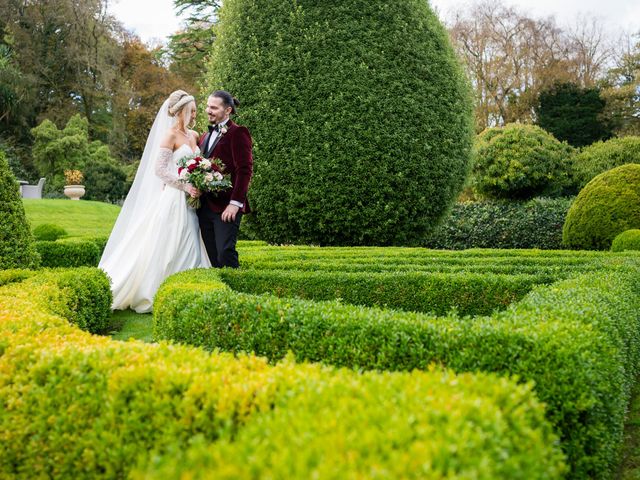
top-left (99, 102), bottom-right (211, 313)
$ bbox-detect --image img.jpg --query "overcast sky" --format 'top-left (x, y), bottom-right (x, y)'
top-left (108, 0), bottom-right (640, 45)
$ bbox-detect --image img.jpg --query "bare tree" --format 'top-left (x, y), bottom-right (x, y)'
top-left (446, 1), bottom-right (612, 131)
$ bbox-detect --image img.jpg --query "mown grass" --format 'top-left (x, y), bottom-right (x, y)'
top-left (108, 309), bottom-right (153, 342)
top-left (23, 199), bottom-right (120, 238)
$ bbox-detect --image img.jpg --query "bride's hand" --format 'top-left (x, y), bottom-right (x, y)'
top-left (186, 186), bottom-right (200, 198)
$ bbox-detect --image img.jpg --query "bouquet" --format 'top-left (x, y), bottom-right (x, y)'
top-left (177, 152), bottom-right (232, 208)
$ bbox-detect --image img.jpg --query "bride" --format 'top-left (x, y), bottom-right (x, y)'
top-left (99, 90), bottom-right (210, 313)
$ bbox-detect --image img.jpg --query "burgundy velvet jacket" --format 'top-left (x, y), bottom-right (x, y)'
top-left (198, 120), bottom-right (253, 214)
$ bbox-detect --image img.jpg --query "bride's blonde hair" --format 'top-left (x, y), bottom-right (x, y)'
top-left (167, 90), bottom-right (196, 129)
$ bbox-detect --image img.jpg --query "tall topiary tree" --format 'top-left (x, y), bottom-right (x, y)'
top-left (0, 150), bottom-right (40, 269)
top-left (203, 0), bottom-right (474, 245)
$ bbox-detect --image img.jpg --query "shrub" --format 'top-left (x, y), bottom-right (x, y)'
top-left (204, 0), bottom-right (474, 246)
top-left (154, 255), bottom-right (640, 478)
top-left (572, 136), bottom-right (640, 189)
top-left (0, 269), bottom-right (564, 479)
top-left (424, 197), bottom-right (572, 249)
top-left (35, 238), bottom-right (101, 268)
top-left (32, 223), bottom-right (68, 241)
top-left (472, 124), bottom-right (575, 199)
top-left (611, 229), bottom-right (640, 252)
top-left (220, 268), bottom-right (553, 315)
top-left (83, 153), bottom-right (129, 204)
top-left (563, 164), bottom-right (640, 250)
top-left (535, 82), bottom-right (612, 148)
top-left (0, 150), bottom-right (40, 269)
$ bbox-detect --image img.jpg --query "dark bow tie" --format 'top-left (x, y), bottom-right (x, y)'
top-left (208, 124), bottom-right (219, 133)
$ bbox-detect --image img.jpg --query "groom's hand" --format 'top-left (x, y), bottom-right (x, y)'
top-left (221, 204), bottom-right (240, 223)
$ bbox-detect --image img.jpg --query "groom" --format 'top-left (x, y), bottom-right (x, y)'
top-left (197, 90), bottom-right (253, 268)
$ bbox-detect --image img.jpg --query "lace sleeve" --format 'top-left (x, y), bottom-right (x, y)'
top-left (155, 147), bottom-right (189, 192)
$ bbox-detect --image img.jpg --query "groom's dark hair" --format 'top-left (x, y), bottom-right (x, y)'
top-left (210, 90), bottom-right (240, 114)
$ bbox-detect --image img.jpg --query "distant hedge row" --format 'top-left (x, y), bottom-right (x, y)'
top-left (0, 268), bottom-right (564, 479)
top-left (155, 252), bottom-right (640, 479)
top-left (220, 268), bottom-right (555, 315)
top-left (34, 236), bottom-right (108, 268)
top-left (423, 197), bottom-right (572, 250)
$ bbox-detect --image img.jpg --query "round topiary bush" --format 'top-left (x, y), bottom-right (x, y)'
top-left (204, 0), bottom-right (474, 246)
top-left (572, 136), bottom-right (640, 189)
top-left (563, 164), bottom-right (640, 250)
top-left (471, 124), bottom-right (575, 200)
top-left (0, 150), bottom-right (40, 269)
top-left (32, 223), bottom-right (68, 241)
top-left (611, 229), bottom-right (640, 252)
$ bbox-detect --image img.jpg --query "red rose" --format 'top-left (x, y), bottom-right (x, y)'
top-left (187, 164), bottom-right (197, 173)
top-left (178, 167), bottom-right (184, 174)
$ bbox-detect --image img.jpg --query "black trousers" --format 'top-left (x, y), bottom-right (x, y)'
top-left (197, 208), bottom-right (242, 268)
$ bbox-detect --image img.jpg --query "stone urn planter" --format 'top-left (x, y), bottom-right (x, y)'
top-left (64, 185), bottom-right (86, 200)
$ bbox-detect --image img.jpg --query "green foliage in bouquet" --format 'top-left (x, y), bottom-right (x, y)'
top-left (572, 136), bottom-right (640, 189)
top-left (0, 150), bottom-right (40, 269)
top-left (611, 229), bottom-right (640, 252)
top-left (204, 0), bottom-right (474, 245)
top-left (471, 124), bottom-right (575, 200)
top-left (563, 164), bottom-right (640, 250)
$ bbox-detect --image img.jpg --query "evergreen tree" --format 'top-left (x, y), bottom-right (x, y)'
top-left (0, 150), bottom-right (39, 269)
top-left (204, 0), bottom-right (474, 246)
top-left (536, 82), bottom-right (612, 147)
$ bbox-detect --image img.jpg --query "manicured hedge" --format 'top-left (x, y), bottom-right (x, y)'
top-left (572, 136), bottom-right (640, 189)
top-left (0, 268), bottom-right (36, 287)
top-left (35, 238), bottom-right (102, 268)
top-left (611, 229), bottom-right (640, 252)
top-left (0, 269), bottom-right (564, 479)
top-left (32, 223), bottom-right (68, 241)
top-left (471, 124), bottom-right (574, 199)
top-left (205, 0), bottom-right (474, 246)
top-left (423, 198), bottom-right (573, 250)
top-left (154, 256), bottom-right (640, 478)
top-left (220, 268), bottom-right (555, 315)
top-left (563, 164), bottom-right (640, 250)
top-left (0, 150), bottom-right (40, 269)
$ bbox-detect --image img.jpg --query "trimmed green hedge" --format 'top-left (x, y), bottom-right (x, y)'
top-left (563, 164), bottom-right (640, 250)
top-left (471, 124), bottom-right (574, 199)
top-left (424, 198), bottom-right (572, 250)
top-left (205, 0), bottom-right (474, 246)
top-left (35, 238), bottom-right (102, 268)
top-left (573, 136), bottom-right (640, 189)
top-left (155, 255), bottom-right (640, 479)
top-left (220, 268), bottom-right (555, 315)
top-left (0, 150), bottom-right (40, 269)
top-left (612, 229), bottom-right (640, 252)
top-left (0, 269), bottom-right (564, 479)
top-left (32, 223), bottom-right (68, 241)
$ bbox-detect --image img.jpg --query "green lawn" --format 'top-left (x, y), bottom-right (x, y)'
top-left (108, 309), bottom-right (154, 343)
top-left (23, 199), bottom-right (121, 238)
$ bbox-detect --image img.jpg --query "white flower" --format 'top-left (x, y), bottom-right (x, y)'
top-left (179, 169), bottom-right (188, 179)
top-left (201, 159), bottom-right (212, 170)
top-left (214, 172), bottom-right (224, 181)
top-left (187, 159), bottom-right (197, 167)
top-left (220, 126), bottom-right (228, 135)
top-left (204, 173), bottom-right (214, 182)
